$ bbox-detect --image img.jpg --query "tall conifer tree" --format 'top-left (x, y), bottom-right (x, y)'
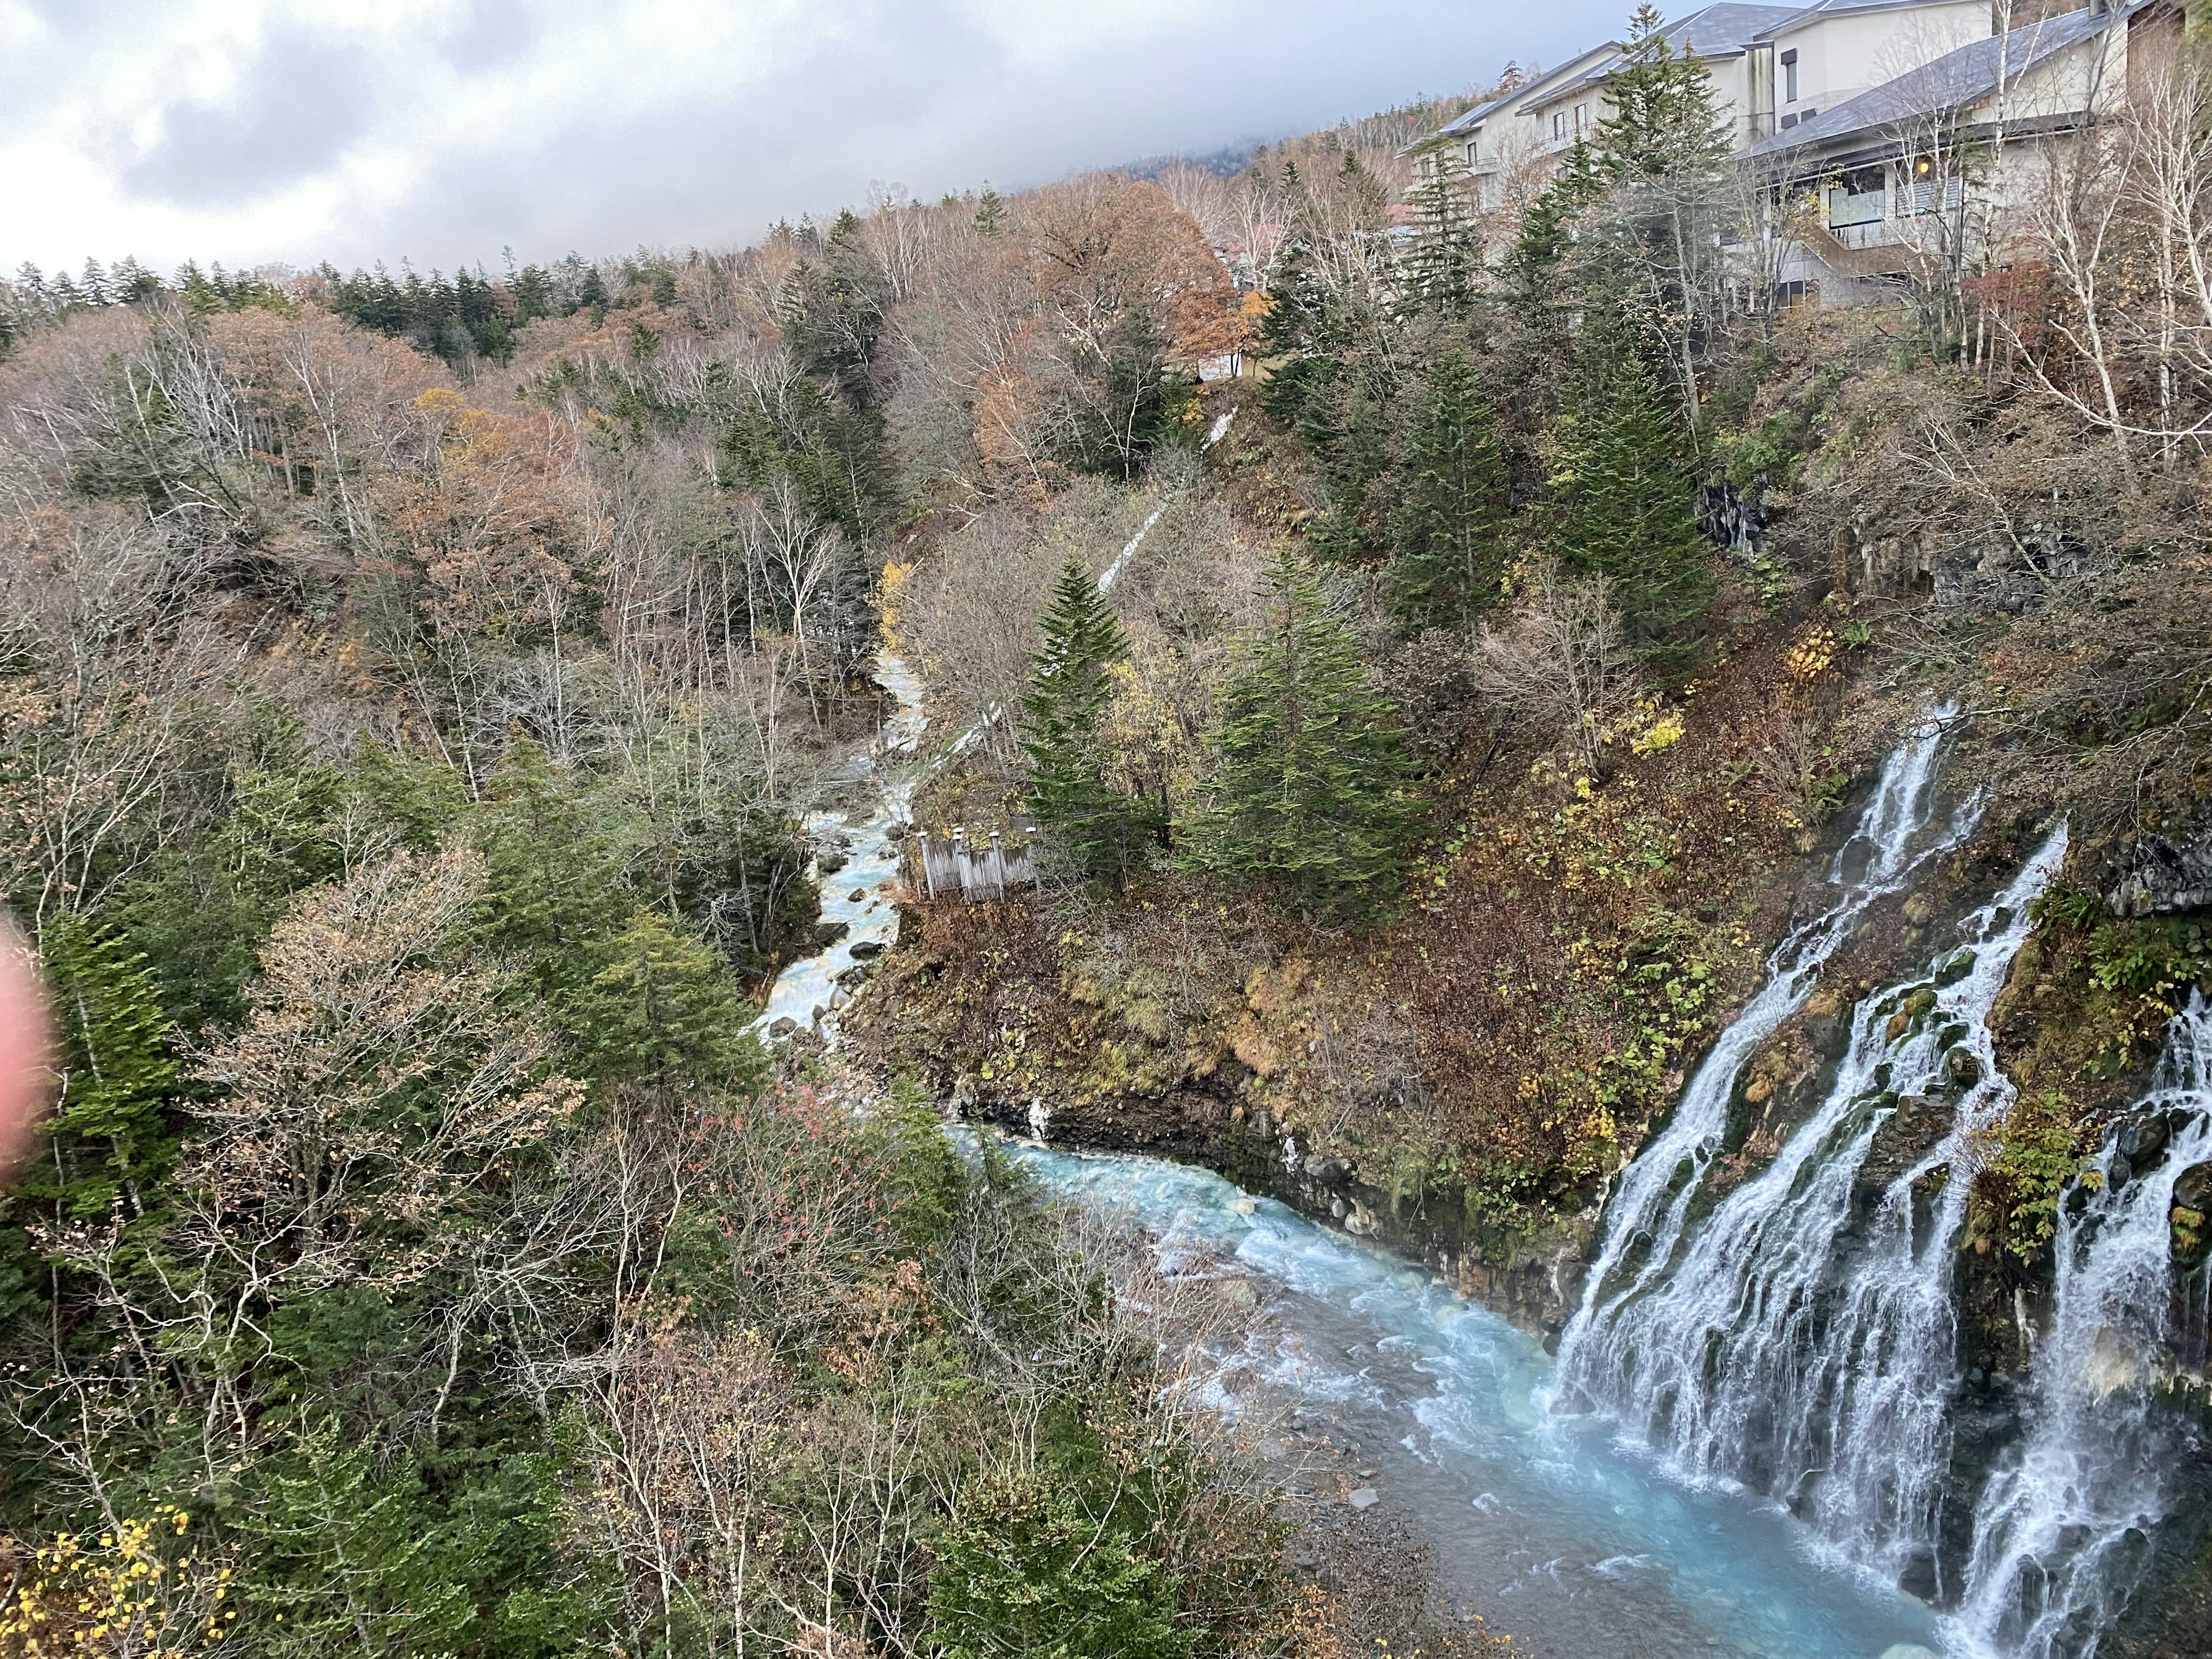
top-left (1190, 553), bottom-right (1411, 921)
top-left (1391, 351), bottom-right (1510, 630)
top-left (1549, 319), bottom-right (1713, 666)
top-left (1400, 148), bottom-right (1481, 317)
top-left (1021, 560), bottom-right (1161, 885)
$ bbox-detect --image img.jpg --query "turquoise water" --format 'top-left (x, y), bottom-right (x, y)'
top-left (994, 1135), bottom-right (1951, 1659)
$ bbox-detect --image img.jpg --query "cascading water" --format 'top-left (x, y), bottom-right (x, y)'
top-left (1951, 995), bottom-right (2212, 1659)
top-left (1556, 818), bottom-right (2068, 1599)
top-left (752, 654), bottom-right (925, 1040)
top-left (1556, 714), bottom-right (1971, 1363)
top-left (994, 1136), bottom-right (1949, 1658)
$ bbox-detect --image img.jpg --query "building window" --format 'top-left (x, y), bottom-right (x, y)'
top-left (1553, 111), bottom-right (1565, 138)
top-left (1782, 48), bottom-right (1798, 103)
top-left (1468, 133), bottom-right (1480, 163)
top-left (1781, 112), bottom-right (1798, 129)
top-left (1904, 154), bottom-right (1963, 214)
top-left (1575, 103), bottom-right (1590, 133)
top-left (1826, 165), bottom-right (1885, 229)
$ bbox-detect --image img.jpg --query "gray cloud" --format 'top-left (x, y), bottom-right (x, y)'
top-left (115, 25), bottom-right (378, 208)
top-left (5, 0), bottom-right (1630, 273)
top-left (436, 0), bottom-right (551, 75)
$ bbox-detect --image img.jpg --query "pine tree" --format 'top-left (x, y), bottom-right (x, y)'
top-left (570, 909), bottom-right (748, 1085)
top-left (1189, 552), bottom-right (1411, 922)
top-left (1390, 351), bottom-right (1510, 629)
top-left (1505, 141), bottom-right (1601, 308)
top-left (1549, 318), bottom-right (1713, 667)
top-left (1582, 3), bottom-right (1733, 423)
top-left (33, 918), bottom-right (181, 1217)
top-left (1588, 4), bottom-right (1732, 186)
top-left (1399, 147), bottom-right (1481, 317)
top-left (1021, 560), bottom-right (1162, 885)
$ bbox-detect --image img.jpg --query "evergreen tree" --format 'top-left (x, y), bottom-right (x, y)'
top-left (1583, 3), bottom-right (1733, 422)
top-left (1549, 318), bottom-right (1713, 666)
top-left (1390, 351), bottom-right (1510, 629)
top-left (1588, 4), bottom-right (1732, 186)
top-left (1399, 147), bottom-right (1482, 316)
top-left (32, 918), bottom-right (181, 1218)
top-left (569, 909), bottom-right (752, 1086)
top-left (1505, 141), bottom-right (1601, 309)
top-left (1020, 561), bottom-right (1162, 885)
top-left (1188, 552), bottom-right (1411, 922)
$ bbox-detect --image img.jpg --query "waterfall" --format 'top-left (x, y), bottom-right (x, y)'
top-left (1557, 820), bottom-right (2065, 1593)
top-left (1952, 996), bottom-right (2212, 1659)
top-left (1555, 714), bottom-right (1970, 1366)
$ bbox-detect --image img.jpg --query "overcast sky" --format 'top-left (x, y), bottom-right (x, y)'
top-left (1, 0), bottom-right (1622, 278)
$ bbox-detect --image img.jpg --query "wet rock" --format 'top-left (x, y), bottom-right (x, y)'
top-left (1859, 1093), bottom-right (1948, 1199)
top-left (2103, 828), bottom-right (2212, 916)
top-left (1805, 1007), bottom-right (1851, 1060)
top-left (2174, 1163), bottom-right (2212, 1263)
top-left (770, 1017), bottom-right (799, 1037)
top-left (1935, 949), bottom-right (1977, 987)
top-left (847, 887), bottom-right (867, 902)
top-left (2118, 1113), bottom-right (2169, 1164)
top-left (2175, 1161), bottom-right (2212, 1214)
top-left (1304, 1154), bottom-right (1351, 1186)
top-left (849, 940), bottom-right (886, 960)
top-left (1947, 1047), bottom-right (1983, 1088)
top-left (817, 850), bottom-right (849, 877)
top-left (1346, 1487), bottom-right (1380, 1510)
top-left (884, 821), bottom-right (910, 840)
top-left (812, 919), bottom-right (850, 949)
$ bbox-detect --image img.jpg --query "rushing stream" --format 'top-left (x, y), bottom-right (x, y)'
top-left (996, 1135), bottom-right (1949, 1659)
top-left (761, 649), bottom-right (2203, 1656)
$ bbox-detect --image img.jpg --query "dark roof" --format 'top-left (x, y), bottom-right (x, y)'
top-left (1555, 1), bottom-right (1809, 90)
top-left (1665, 1), bottom-right (1815, 55)
top-left (1433, 50), bottom-right (1618, 137)
top-left (1426, 3), bottom-right (1802, 143)
top-left (1744, 1), bottom-right (2123, 160)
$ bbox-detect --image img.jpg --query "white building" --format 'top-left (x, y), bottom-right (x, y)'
top-left (1745, 0), bottom-right (2177, 299)
top-left (1745, 0), bottom-right (1993, 140)
top-left (1419, 0), bottom-right (2183, 302)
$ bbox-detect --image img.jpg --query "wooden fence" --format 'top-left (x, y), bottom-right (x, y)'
top-left (910, 827), bottom-right (1039, 902)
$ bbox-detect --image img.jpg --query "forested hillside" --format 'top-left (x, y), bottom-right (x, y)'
top-left (3, 8), bottom-right (2212, 1656)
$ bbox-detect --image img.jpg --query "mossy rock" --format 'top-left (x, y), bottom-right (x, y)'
top-left (2172, 1205), bottom-right (2207, 1266)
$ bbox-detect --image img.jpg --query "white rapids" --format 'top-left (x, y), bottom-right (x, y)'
top-left (1555, 713), bottom-right (1975, 1370)
top-left (1950, 995), bottom-right (2212, 1659)
top-left (1556, 818), bottom-right (2069, 1599)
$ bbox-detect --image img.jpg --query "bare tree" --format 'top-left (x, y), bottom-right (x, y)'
top-left (1469, 560), bottom-right (1641, 777)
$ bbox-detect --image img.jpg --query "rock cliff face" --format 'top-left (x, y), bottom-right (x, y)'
top-left (853, 728), bottom-right (2212, 1652)
top-left (2104, 826), bottom-right (2212, 918)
